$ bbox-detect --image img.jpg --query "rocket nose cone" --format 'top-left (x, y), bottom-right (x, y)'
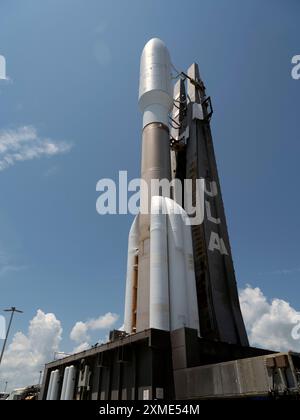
top-left (143, 37), bottom-right (168, 53)
top-left (141, 38), bottom-right (171, 65)
top-left (139, 38), bottom-right (173, 127)
top-left (139, 37), bottom-right (173, 99)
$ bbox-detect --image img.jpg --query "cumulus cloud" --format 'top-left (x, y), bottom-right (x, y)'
top-left (240, 285), bottom-right (300, 352)
top-left (0, 310), bottom-right (62, 390)
top-left (0, 309), bottom-right (119, 391)
top-left (70, 312), bottom-right (119, 343)
top-left (70, 321), bottom-right (89, 343)
top-left (72, 342), bottom-right (90, 354)
top-left (0, 126), bottom-right (72, 171)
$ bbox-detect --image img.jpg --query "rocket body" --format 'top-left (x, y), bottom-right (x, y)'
top-left (124, 39), bottom-right (200, 335)
top-left (136, 39), bottom-right (173, 331)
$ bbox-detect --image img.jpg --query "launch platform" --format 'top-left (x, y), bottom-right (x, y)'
top-left (40, 327), bottom-right (300, 400)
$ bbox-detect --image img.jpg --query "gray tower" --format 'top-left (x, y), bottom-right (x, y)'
top-left (171, 64), bottom-right (249, 346)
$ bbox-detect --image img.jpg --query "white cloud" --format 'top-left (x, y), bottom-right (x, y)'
top-left (239, 286), bottom-right (270, 330)
top-left (240, 285), bottom-right (300, 352)
top-left (0, 264), bottom-right (27, 277)
top-left (70, 312), bottom-right (119, 344)
top-left (70, 321), bottom-right (89, 343)
top-left (0, 126), bottom-right (72, 171)
top-left (0, 309), bottom-right (119, 392)
top-left (87, 312), bottom-right (119, 330)
top-left (72, 342), bottom-right (90, 354)
top-left (0, 310), bottom-right (62, 391)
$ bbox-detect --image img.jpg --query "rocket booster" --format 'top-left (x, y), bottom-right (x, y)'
top-left (124, 39), bottom-right (200, 335)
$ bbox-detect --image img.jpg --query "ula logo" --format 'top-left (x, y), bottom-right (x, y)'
top-left (0, 55), bottom-right (6, 80)
top-left (0, 315), bottom-right (6, 340)
top-left (291, 55), bottom-right (300, 80)
top-left (96, 172), bottom-right (229, 256)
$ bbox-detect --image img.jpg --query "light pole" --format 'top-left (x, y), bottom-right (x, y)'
top-left (0, 307), bottom-right (23, 367)
top-left (38, 370), bottom-right (43, 386)
top-left (4, 381), bottom-right (8, 393)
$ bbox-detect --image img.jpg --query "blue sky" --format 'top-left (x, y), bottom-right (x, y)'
top-left (0, 0), bottom-right (299, 375)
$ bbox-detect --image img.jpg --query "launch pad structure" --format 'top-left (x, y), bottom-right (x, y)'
top-left (40, 328), bottom-right (300, 400)
top-left (40, 39), bottom-right (300, 400)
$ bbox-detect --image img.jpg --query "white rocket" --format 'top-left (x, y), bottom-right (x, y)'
top-left (124, 39), bottom-right (200, 335)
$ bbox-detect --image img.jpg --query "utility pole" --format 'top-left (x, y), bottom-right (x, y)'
top-left (0, 307), bottom-right (23, 367)
top-left (4, 381), bottom-right (8, 393)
